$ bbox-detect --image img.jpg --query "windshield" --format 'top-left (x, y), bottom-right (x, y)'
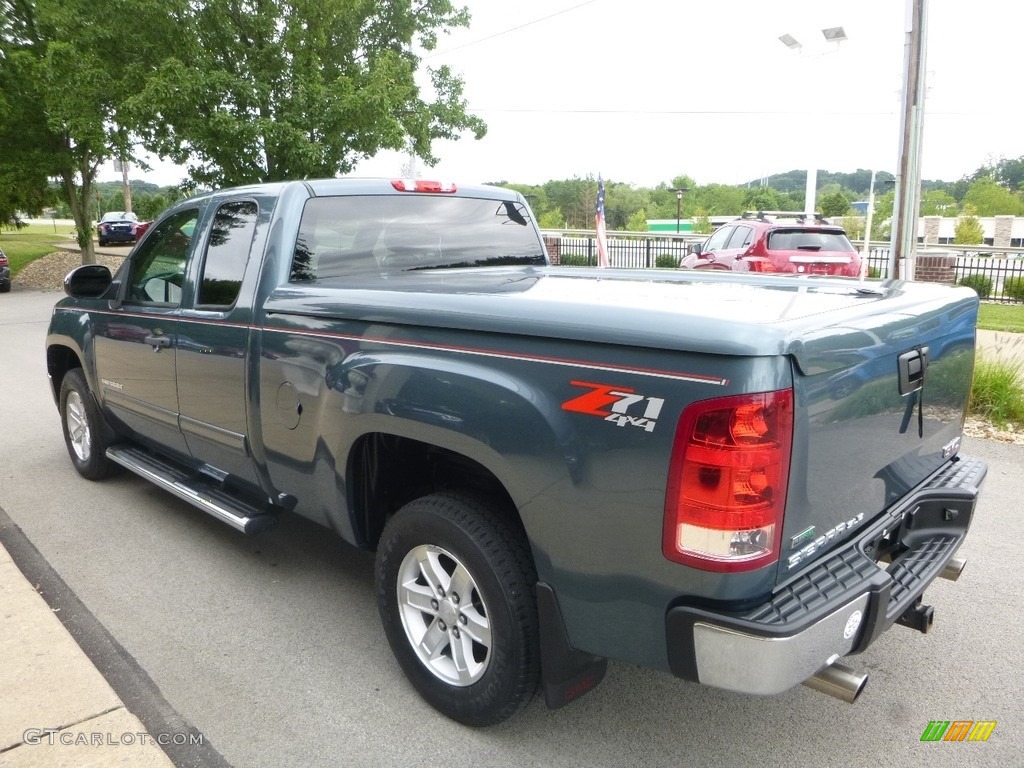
top-left (768, 229), bottom-right (855, 252)
top-left (291, 195), bottom-right (546, 283)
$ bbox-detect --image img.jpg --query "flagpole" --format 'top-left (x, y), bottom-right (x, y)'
top-left (595, 175), bottom-right (609, 268)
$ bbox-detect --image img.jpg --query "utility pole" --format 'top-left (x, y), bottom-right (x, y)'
top-left (889, 0), bottom-right (929, 280)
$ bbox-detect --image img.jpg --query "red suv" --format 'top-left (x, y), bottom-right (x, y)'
top-left (681, 211), bottom-right (861, 277)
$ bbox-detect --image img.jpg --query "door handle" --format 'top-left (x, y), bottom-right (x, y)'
top-left (145, 334), bottom-right (172, 351)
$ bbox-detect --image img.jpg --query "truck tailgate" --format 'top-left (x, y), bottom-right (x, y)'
top-left (779, 290), bottom-right (978, 581)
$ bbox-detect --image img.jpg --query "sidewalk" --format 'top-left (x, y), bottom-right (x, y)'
top-left (976, 328), bottom-right (1024, 365)
top-left (0, 540), bottom-right (174, 768)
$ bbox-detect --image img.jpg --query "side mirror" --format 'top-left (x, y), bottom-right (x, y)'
top-left (64, 264), bottom-right (113, 299)
top-left (688, 243), bottom-right (703, 256)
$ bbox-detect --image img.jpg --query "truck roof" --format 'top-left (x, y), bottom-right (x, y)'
top-left (180, 178), bottom-right (523, 205)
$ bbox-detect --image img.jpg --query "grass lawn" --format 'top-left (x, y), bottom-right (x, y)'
top-left (977, 302), bottom-right (1024, 333)
top-left (0, 230), bottom-right (77, 275)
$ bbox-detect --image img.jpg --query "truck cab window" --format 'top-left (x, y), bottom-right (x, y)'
top-left (198, 200), bottom-right (258, 307)
top-left (290, 195), bottom-right (545, 283)
top-left (127, 208), bottom-right (199, 305)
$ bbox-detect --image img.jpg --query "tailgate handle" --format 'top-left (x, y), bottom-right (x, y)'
top-left (897, 347), bottom-right (929, 396)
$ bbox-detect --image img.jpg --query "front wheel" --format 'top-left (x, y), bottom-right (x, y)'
top-left (375, 493), bottom-right (540, 726)
top-left (59, 369), bottom-right (114, 480)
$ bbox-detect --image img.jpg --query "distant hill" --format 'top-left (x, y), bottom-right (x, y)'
top-left (742, 169), bottom-right (955, 197)
top-left (92, 180), bottom-right (172, 196)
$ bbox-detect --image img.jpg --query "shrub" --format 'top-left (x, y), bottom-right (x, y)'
top-left (970, 357), bottom-right (1024, 428)
top-left (957, 274), bottom-right (993, 298)
top-left (868, 266), bottom-right (881, 279)
top-left (655, 253), bottom-right (679, 269)
top-left (1003, 276), bottom-right (1024, 301)
top-left (559, 253), bottom-right (592, 267)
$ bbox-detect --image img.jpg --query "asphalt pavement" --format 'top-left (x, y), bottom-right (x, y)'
top-left (0, 288), bottom-right (1022, 768)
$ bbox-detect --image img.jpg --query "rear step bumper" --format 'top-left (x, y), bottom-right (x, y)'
top-left (106, 445), bottom-right (279, 534)
top-left (665, 455), bottom-right (987, 698)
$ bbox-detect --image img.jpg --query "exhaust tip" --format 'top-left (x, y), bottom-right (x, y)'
top-left (940, 556), bottom-right (967, 582)
top-left (802, 660), bottom-right (868, 704)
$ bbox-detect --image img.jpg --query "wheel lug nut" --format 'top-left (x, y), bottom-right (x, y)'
top-left (452, 627), bottom-right (460, 639)
top-left (459, 614), bottom-right (467, 625)
top-left (451, 593), bottom-right (460, 604)
top-left (437, 587), bottom-right (446, 598)
top-left (438, 620), bottom-right (447, 632)
top-left (430, 599), bottom-right (439, 610)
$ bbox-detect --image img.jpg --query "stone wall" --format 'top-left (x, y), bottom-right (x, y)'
top-left (922, 216), bottom-right (941, 245)
top-left (994, 215), bottom-right (1014, 248)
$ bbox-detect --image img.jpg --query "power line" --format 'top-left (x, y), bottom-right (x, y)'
top-left (425, 0), bottom-right (602, 59)
top-left (463, 107), bottom-right (904, 116)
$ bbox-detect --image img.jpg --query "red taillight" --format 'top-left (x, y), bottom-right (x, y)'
top-left (390, 179), bottom-right (457, 193)
top-left (663, 389), bottom-right (793, 572)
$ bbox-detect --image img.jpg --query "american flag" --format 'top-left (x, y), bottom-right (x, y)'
top-left (595, 175), bottom-right (609, 268)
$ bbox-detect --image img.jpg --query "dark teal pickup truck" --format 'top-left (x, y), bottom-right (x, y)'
top-left (46, 178), bottom-right (986, 725)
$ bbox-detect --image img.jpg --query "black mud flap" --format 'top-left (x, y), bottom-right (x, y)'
top-left (536, 583), bottom-right (608, 709)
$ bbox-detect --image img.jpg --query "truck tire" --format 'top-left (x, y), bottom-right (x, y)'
top-left (59, 368), bottom-right (114, 480)
top-left (375, 493), bottom-right (540, 726)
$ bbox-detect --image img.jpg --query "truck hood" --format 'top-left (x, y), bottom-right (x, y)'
top-left (266, 267), bottom-right (977, 376)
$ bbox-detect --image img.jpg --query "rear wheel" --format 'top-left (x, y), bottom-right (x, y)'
top-left (375, 493), bottom-right (539, 726)
top-left (59, 369), bottom-right (114, 480)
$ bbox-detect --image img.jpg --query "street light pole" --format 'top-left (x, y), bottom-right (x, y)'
top-left (672, 187), bottom-right (689, 233)
top-left (860, 169), bottom-right (876, 280)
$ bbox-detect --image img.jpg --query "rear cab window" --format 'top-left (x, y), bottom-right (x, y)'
top-left (290, 195), bottom-right (546, 283)
top-left (196, 200), bottom-right (259, 308)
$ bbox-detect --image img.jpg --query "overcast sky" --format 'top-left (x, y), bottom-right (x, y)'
top-left (106, 0), bottom-right (1022, 189)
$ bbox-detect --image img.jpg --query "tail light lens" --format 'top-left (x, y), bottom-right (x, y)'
top-left (391, 179), bottom-right (457, 193)
top-left (663, 389), bottom-right (793, 572)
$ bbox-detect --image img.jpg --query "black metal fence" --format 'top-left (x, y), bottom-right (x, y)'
top-left (544, 231), bottom-right (1024, 304)
top-left (951, 256), bottom-right (1024, 303)
top-left (551, 233), bottom-right (703, 270)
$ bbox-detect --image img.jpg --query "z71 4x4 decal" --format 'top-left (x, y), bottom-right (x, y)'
top-left (561, 380), bottom-right (665, 432)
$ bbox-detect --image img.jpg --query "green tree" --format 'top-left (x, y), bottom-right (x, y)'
top-left (954, 204), bottom-right (985, 245)
top-left (690, 184), bottom-right (744, 216)
top-left (872, 190), bottom-right (895, 239)
top-left (819, 191), bottom-right (852, 218)
top-left (920, 189), bottom-right (957, 216)
top-left (626, 209), bottom-right (648, 232)
top-left (131, 0), bottom-right (484, 188)
top-left (0, 0), bottom-right (181, 262)
top-left (537, 209), bottom-right (565, 230)
top-left (691, 208), bottom-right (713, 234)
top-left (963, 176), bottom-right (1024, 216)
top-left (841, 214), bottom-right (865, 241)
top-left (543, 178), bottom-right (593, 229)
top-left (742, 186), bottom-right (794, 212)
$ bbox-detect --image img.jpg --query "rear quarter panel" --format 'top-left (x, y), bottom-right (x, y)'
top-left (254, 304), bottom-right (794, 669)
